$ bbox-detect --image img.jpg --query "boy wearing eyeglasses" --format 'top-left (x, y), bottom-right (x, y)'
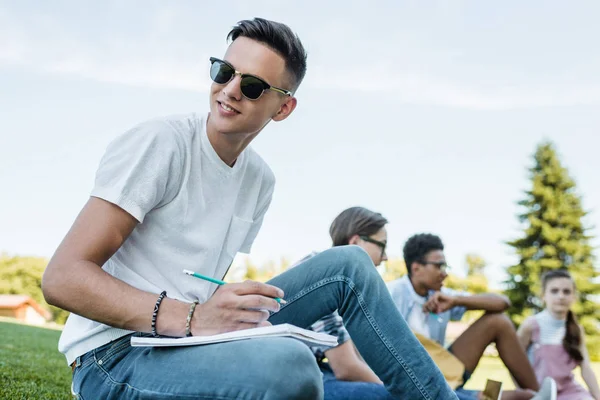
top-left (291, 207), bottom-right (393, 399)
top-left (43, 18), bottom-right (458, 399)
top-left (387, 234), bottom-right (556, 400)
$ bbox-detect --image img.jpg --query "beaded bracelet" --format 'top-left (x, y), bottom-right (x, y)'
top-left (151, 291), bottom-right (167, 337)
top-left (186, 300), bottom-right (199, 337)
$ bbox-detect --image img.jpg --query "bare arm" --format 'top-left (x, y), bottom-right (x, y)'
top-left (516, 317), bottom-right (534, 351)
top-left (42, 197), bottom-right (282, 338)
top-left (325, 340), bottom-right (383, 384)
top-left (453, 293), bottom-right (511, 312)
top-left (42, 197), bottom-right (191, 336)
top-left (425, 292), bottom-right (511, 314)
top-left (580, 328), bottom-right (600, 400)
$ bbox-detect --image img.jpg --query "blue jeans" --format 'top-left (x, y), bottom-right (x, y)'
top-left (320, 363), bottom-right (394, 399)
top-left (320, 362), bottom-right (477, 400)
top-left (71, 246), bottom-right (457, 399)
top-left (454, 388), bottom-right (479, 400)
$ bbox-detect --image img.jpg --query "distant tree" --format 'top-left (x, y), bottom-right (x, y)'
top-left (382, 257), bottom-right (407, 282)
top-left (466, 254), bottom-right (486, 277)
top-left (504, 141), bottom-right (600, 359)
top-left (0, 254), bottom-right (69, 324)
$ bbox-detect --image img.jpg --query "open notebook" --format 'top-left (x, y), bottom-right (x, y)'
top-left (131, 323), bottom-right (338, 348)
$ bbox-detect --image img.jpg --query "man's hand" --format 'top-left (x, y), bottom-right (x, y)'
top-left (423, 292), bottom-right (456, 314)
top-left (191, 280), bottom-right (284, 336)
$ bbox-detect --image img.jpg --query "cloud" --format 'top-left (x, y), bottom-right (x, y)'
top-left (2, 6), bottom-right (599, 109)
top-left (306, 63), bottom-right (600, 110)
top-left (0, 6), bottom-right (211, 92)
top-left (46, 56), bottom-right (210, 92)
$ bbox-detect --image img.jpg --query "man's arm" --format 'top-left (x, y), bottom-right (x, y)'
top-left (325, 340), bottom-right (383, 384)
top-left (42, 197), bottom-right (281, 337)
top-left (453, 293), bottom-right (511, 312)
top-left (424, 292), bottom-right (510, 314)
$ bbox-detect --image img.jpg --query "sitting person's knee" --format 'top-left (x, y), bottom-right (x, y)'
top-left (324, 245), bottom-right (377, 273)
top-left (263, 338), bottom-right (323, 399)
top-left (483, 312), bottom-right (515, 331)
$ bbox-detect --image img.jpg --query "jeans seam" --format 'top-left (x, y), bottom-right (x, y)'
top-left (355, 282), bottom-right (430, 399)
top-left (81, 336), bottom-right (261, 399)
top-left (90, 361), bottom-right (262, 400)
top-left (96, 335), bottom-right (133, 365)
top-left (282, 274), bottom-right (431, 400)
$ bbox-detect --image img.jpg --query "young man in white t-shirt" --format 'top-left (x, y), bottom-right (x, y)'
top-left (42, 18), bottom-right (458, 399)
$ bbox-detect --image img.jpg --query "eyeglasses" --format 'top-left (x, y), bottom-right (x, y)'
top-left (359, 236), bottom-right (387, 258)
top-left (209, 57), bottom-right (292, 100)
top-left (419, 260), bottom-right (450, 272)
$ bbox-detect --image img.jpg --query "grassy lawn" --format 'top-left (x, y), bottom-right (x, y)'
top-left (1, 319), bottom-right (599, 398)
top-left (0, 320), bottom-right (71, 399)
top-left (465, 353), bottom-right (600, 392)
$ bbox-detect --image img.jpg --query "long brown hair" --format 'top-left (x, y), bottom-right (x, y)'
top-left (541, 269), bottom-right (583, 362)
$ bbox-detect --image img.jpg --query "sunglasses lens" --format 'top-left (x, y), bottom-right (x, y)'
top-left (240, 76), bottom-right (266, 100)
top-left (210, 60), bottom-right (233, 84)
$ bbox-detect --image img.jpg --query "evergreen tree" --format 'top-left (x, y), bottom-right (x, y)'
top-left (504, 141), bottom-right (600, 358)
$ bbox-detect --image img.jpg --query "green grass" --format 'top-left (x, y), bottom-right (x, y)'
top-left (0, 320), bottom-right (71, 399)
top-left (1, 319), bottom-right (598, 398)
top-left (465, 353), bottom-right (600, 391)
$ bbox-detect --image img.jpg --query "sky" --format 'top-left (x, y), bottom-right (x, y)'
top-left (1, 1), bottom-right (599, 287)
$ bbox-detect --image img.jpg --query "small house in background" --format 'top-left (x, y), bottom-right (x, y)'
top-left (0, 294), bottom-right (51, 325)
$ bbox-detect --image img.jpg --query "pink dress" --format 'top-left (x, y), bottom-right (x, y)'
top-left (528, 310), bottom-right (593, 400)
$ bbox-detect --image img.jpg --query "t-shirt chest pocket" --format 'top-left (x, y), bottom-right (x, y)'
top-left (225, 215), bottom-right (254, 256)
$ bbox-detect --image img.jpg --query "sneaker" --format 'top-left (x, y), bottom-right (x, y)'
top-left (530, 377), bottom-right (557, 400)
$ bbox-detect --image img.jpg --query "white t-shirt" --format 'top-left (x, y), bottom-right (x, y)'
top-left (58, 112), bottom-right (275, 365)
top-left (404, 278), bottom-right (430, 338)
top-left (387, 275), bottom-right (468, 346)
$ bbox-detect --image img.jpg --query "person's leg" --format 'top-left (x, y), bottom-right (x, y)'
top-left (454, 389), bottom-right (537, 400)
top-left (323, 378), bottom-right (395, 400)
top-left (500, 391), bottom-right (536, 400)
top-left (447, 313), bottom-right (539, 391)
top-left (72, 334), bottom-right (322, 400)
top-left (267, 245), bottom-right (458, 400)
top-left (453, 388), bottom-right (479, 400)
top-left (320, 360), bottom-right (394, 400)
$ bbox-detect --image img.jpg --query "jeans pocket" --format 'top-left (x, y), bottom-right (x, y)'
top-left (93, 334), bottom-right (134, 371)
top-left (71, 380), bottom-right (85, 400)
top-left (72, 357), bottom-right (94, 399)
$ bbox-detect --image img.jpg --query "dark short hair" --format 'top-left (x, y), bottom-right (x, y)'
top-left (329, 207), bottom-right (388, 247)
top-left (403, 233), bottom-right (444, 276)
top-left (227, 18), bottom-right (307, 91)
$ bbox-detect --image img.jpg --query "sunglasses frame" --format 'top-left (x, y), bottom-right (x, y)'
top-left (209, 57), bottom-right (292, 100)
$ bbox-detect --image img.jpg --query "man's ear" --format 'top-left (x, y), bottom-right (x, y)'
top-left (410, 262), bottom-right (419, 276)
top-left (348, 234), bottom-right (361, 246)
top-left (272, 96), bottom-right (297, 122)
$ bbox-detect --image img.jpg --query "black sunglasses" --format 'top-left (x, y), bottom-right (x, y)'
top-left (359, 235), bottom-right (387, 258)
top-left (209, 57), bottom-right (292, 100)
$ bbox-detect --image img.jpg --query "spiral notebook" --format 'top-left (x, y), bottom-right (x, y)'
top-left (131, 323), bottom-right (338, 348)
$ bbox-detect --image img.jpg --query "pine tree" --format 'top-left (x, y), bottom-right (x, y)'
top-left (504, 141), bottom-right (600, 358)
